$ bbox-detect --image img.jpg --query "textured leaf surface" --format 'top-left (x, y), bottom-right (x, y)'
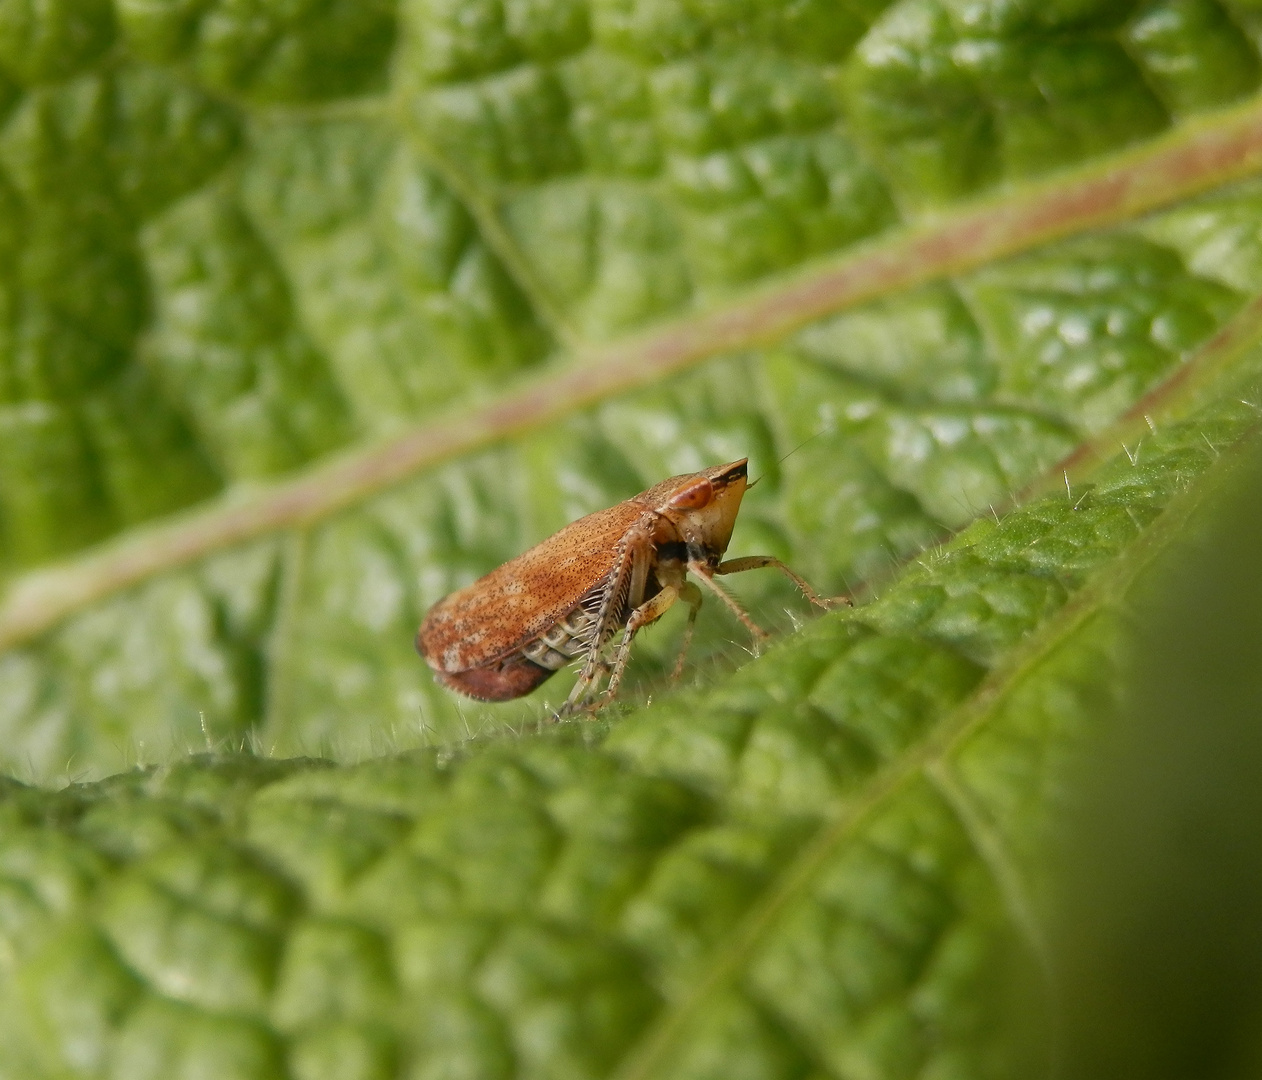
top-left (2, 205), bottom-right (1258, 772)
top-left (0, 350), bottom-right (1259, 1078)
top-left (6, 0), bottom-right (1262, 1074)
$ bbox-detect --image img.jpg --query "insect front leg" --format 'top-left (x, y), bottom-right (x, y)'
top-left (604, 584), bottom-right (683, 703)
top-left (688, 561), bottom-right (770, 649)
top-left (715, 556), bottom-right (851, 609)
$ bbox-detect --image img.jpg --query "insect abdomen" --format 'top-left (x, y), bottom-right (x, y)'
top-left (520, 609), bottom-right (597, 669)
top-left (423, 606), bottom-right (600, 702)
top-left (433, 653), bottom-right (555, 702)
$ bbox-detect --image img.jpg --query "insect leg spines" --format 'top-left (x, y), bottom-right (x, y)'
top-left (593, 530), bottom-right (647, 632)
top-left (557, 527), bottom-right (655, 716)
top-left (558, 553), bottom-right (634, 715)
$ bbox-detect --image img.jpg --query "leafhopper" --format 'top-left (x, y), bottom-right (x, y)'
top-left (416, 459), bottom-right (841, 716)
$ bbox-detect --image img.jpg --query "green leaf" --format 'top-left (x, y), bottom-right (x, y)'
top-left (5, 0), bottom-right (1262, 1073)
top-left (1047, 435), bottom-right (1262, 1080)
top-left (0, 334), bottom-right (1259, 1077)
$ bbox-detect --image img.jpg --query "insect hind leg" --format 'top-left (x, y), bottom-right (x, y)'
top-left (555, 528), bottom-right (658, 719)
top-left (556, 652), bottom-right (609, 718)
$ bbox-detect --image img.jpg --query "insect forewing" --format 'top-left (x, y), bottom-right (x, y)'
top-left (417, 500), bottom-right (648, 675)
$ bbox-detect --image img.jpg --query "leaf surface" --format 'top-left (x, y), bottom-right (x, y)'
top-left (1, 325), bottom-right (1259, 1078)
top-left (4, 0), bottom-right (1262, 1074)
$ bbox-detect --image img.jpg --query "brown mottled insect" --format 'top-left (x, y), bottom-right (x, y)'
top-left (416, 459), bottom-right (841, 716)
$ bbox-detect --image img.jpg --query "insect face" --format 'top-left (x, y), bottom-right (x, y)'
top-left (417, 458), bottom-right (843, 716)
top-left (656, 460), bottom-right (749, 567)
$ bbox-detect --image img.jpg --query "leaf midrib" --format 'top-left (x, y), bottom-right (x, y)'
top-left (5, 95), bottom-right (1262, 649)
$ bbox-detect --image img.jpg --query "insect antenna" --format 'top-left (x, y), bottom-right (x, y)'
top-left (778, 427), bottom-right (831, 466)
top-left (749, 427), bottom-right (832, 488)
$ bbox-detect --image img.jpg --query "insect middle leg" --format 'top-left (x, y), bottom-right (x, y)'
top-left (669, 581), bottom-right (703, 681)
top-left (604, 585), bottom-right (683, 703)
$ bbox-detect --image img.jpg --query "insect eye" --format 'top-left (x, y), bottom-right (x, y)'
top-left (668, 478), bottom-right (713, 509)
